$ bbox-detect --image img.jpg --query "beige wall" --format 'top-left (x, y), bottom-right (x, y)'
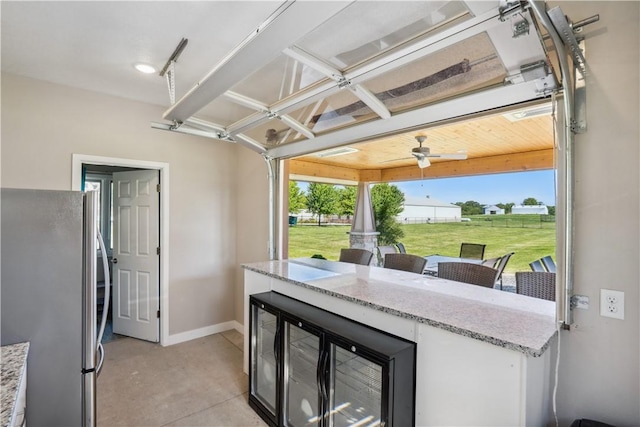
top-left (553, 1), bottom-right (640, 425)
top-left (234, 146), bottom-right (269, 324)
top-left (1, 73), bottom-right (241, 337)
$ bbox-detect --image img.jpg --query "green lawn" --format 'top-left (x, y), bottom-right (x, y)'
top-left (288, 215), bottom-right (556, 273)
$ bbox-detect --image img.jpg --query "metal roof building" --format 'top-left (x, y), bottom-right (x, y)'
top-left (511, 204), bottom-right (549, 215)
top-left (484, 205), bottom-right (505, 215)
top-left (397, 196), bottom-right (461, 223)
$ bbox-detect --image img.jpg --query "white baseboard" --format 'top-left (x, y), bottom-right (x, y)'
top-left (233, 320), bottom-right (244, 335)
top-left (163, 320), bottom-right (238, 346)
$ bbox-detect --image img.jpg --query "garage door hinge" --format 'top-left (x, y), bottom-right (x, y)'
top-left (156, 247), bottom-right (160, 255)
top-left (156, 184), bottom-right (161, 192)
top-left (157, 310), bottom-right (160, 318)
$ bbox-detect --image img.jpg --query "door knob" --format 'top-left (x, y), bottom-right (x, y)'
top-left (112, 258), bottom-right (118, 264)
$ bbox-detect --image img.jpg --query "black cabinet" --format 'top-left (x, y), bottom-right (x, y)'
top-left (249, 292), bottom-right (416, 427)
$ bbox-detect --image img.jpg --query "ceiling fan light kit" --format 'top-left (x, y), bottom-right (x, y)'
top-left (417, 157), bottom-right (431, 169)
top-left (408, 135), bottom-right (467, 168)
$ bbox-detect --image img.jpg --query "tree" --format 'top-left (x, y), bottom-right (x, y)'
top-left (288, 181), bottom-right (307, 214)
top-left (336, 186), bottom-right (357, 219)
top-left (455, 200), bottom-right (484, 216)
top-left (371, 183), bottom-right (405, 245)
top-left (496, 202), bottom-right (515, 214)
top-left (547, 206), bottom-right (556, 216)
top-left (523, 197), bottom-right (539, 206)
top-left (306, 183), bottom-right (338, 226)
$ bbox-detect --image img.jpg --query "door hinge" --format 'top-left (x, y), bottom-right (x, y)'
top-left (157, 310), bottom-right (160, 318)
top-left (156, 247), bottom-right (160, 255)
top-left (156, 184), bottom-right (161, 192)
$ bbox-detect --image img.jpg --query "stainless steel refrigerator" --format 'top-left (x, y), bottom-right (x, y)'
top-left (1, 188), bottom-right (100, 427)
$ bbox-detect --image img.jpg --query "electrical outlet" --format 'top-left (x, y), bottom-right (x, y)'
top-left (600, 289), bottom-right (625, 320)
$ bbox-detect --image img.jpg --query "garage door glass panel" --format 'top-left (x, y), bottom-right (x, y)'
top-left (296, 1), bottom-right (470, 71)
top-left (363, 32), bottom-right (506, 114)
top-left (288, 89), bottom-right (376, 136)
top-left (231, 54), bottom-right (326, 106)
top-left (243, 118), bottom-right (296, 148)
top-left (198, 97), bottom-right (256, 127)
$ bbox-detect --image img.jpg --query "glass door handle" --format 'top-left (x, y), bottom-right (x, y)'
top-left (317, 350), bottom-right (329, 401)
top-left (273, 322), bottom-right (280, 365)
top-left (316, 351), bottom-right (323, 396)
top-left (322, 351), bottom-right (329, 400)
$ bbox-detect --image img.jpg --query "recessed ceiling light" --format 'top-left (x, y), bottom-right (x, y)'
top-left (503, 104), bottom-right (552, 122)
top-left (134, 63), bottom-right (157, 74)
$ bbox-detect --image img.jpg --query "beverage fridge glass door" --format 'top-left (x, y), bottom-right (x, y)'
top-left (328, 343), bottom-right (384, 426)
top-left (282, 318), bottom-right (322, 427)
top-left (250, 302), bottom-right (279, 419)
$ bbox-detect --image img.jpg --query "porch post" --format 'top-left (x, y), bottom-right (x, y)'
top-left (349, 182), bottom-right (379, 258)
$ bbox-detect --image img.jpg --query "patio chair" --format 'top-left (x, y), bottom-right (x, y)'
top-left (383, 253), bottom-right (427, 274)
top-left (515, 272), bottom-right (556, 301)
top-left (395, 242), bottom-right (407, 254)
top-left (339, 248), bottom-right (374, 266)
top-left (437, 262), bottom-right (498, 288)
top-left (494, 252), bottom-right (515, 290)
top-left (529, 259), bottom-right (546, 272)
top-left (459, 243), bottom-right (486, 260)
top-left (541, 255), bottom-right (557, 273)
top-left (376, 245), bottom-right (398, 265)
top-left (481, 256), bottom-right (501, 268)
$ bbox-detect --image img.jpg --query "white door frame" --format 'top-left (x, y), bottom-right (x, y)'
top-left (72, 154), bottom-right (170, 346)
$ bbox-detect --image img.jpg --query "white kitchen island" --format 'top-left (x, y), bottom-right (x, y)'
top-left (243, 258), bottom-right (557, 426)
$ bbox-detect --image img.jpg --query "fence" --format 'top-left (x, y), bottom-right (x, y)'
top-left (291, 214), bottom-right (555, 228)
top-left (398, 217), bottom-right (464, 224)
top-left (460, 215), bottom-right (556, 229)
top-left (294, 214), bottom-right (353, 225)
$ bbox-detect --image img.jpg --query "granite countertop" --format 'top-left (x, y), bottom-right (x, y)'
top-left (1, 342), bottom-right (29, 427)
top-left (243, 258), bottom-right (557, 357)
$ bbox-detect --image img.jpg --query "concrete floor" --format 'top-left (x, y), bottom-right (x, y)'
top-left (98, 330), bottom-right (267, 426)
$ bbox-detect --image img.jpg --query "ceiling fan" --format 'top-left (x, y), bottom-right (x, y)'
top-left (408, 135), bottom-right (467, 168)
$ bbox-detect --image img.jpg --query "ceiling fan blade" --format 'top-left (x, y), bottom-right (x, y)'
top-left (426, 152), bottom-right (468, 160)
top-left (379, 156), bottom-right (414, 163)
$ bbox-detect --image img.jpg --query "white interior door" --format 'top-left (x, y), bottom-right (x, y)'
top-left (112, 169), bottom-right (160, 342)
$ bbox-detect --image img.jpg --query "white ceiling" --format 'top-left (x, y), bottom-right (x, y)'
top-left (1, 1), bottom-right (286, 109)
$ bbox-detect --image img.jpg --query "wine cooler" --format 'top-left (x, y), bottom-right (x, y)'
top-left (249, 291), bottom-right (416, 427)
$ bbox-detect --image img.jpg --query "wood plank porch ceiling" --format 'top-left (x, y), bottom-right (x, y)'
top-left (289, 108), bottom-right (553, 184)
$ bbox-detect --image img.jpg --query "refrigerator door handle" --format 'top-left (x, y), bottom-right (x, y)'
top-left (82, 191), bottom-right (98, 427)
top-left (96, 228), bottom-right (111, 376)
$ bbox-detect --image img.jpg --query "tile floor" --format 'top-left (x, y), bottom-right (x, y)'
top-left (98, 330), bottom-right (267, 426)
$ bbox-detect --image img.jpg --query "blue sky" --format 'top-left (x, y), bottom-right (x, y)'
top-left (394, 170), bottom-right (556, 206)
top-left (296, 170), bottom-right (556, 207)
